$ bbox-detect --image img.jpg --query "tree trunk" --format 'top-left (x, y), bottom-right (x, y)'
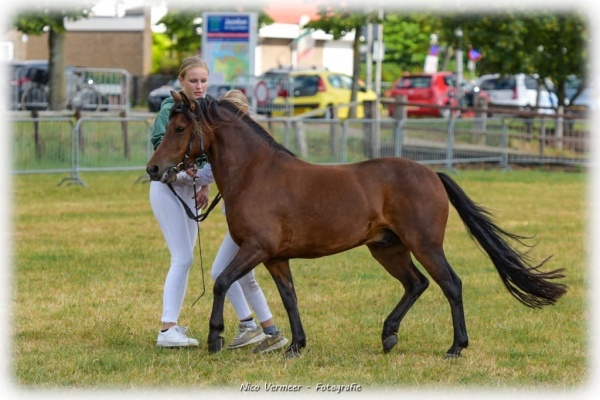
top-left (349, 23), bottom-right (361, 119)
top-left (48, 28), bottom-right (67, 111)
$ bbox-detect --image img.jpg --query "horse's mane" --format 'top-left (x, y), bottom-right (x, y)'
top-left (199, 96), bottom-right (296, 157)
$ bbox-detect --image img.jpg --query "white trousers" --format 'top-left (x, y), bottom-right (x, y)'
top-left (211, 231), bottom-right (273, 324)
top-left (150, 180), bottom-right (273, 325)
top-left (150, 180), bottom-right (199, 324)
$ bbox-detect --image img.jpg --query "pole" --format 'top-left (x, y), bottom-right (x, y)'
top-left (375, 8), bottom-right (384, 118)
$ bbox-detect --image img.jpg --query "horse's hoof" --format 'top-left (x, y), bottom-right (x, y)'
top-left (284, 346), bottom-right (302, 359)
top-left (208, 336), bottom-right (224, 354)
top-left (382, 335), bottom-right (398, 353)
top-left (444, 351), bottom-right (462, 359)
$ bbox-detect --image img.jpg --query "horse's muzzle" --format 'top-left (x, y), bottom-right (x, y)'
top-left (146, 164), bottom-right (177, 183)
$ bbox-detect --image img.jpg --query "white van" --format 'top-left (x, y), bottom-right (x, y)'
top-left (477, 73), bottom-right (558, 113)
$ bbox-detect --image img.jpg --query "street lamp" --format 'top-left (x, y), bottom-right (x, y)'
top-left (455, 27), bottom-right (464, 107)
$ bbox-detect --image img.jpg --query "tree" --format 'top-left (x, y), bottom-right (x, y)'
top-left (305, 7), bottom-right (381, 118)
top-left (434, 12), bottom-right (588, 107)
top-left (11, 6), bottom-right (92, 110)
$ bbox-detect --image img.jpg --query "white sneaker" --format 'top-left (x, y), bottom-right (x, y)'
top-left (156, 325), bottom-right (199, 348)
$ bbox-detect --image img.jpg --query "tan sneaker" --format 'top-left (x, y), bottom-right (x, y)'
top-left (252, 330), bottom-right (289, 353)
top-left (228, 324), bottom-right (266, 349)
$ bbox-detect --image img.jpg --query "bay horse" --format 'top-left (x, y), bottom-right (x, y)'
top-left (146, 91), bottom-right (566, 359)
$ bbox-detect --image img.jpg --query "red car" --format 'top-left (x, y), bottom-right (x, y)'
top-left (387, 72), bottom-right (459, 118)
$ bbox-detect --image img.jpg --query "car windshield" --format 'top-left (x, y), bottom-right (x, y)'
top-left (396, 76), bottom-right (432, 89)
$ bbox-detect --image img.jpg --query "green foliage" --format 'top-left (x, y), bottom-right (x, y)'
top-left (151, 32), bottom-right (184, 75)
top-left (11, 6), bottom-right (92, 34)
top-left (431, 12), bottom-right (588, 105)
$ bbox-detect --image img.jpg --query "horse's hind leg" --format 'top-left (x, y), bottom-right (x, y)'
top-left (412, 247), bottom-right (468, 358)
top-left (263, 259), bottom-right (306, 358)
top-left (367, 242), bottom-right (430, 353)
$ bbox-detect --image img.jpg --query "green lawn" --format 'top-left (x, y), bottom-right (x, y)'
top-left (7, 168), bottom-right (591, 397)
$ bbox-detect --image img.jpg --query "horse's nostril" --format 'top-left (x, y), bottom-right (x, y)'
top-left (147, 165), bottom-right (159, 175)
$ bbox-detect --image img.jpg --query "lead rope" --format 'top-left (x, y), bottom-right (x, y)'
top-left (190, 177), bottom-right (206, 307)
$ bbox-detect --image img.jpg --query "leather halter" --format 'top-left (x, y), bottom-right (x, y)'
top-left (170, 98), bottom-right (208, 173)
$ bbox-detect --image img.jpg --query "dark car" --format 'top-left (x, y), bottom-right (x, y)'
top-left (147, 78), bottom-right (181, 112)
top-left (386, 71), bottom-right (459, 118)
top-left (9, 60), bottom-right (51, 110)
top-left (8, 60), bottom-right (108, 111)
top-left (460, 80), bottom-right (491, 108)
top-left (147, 78), bottom-right (249, 112)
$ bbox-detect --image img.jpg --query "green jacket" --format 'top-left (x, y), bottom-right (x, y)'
top-left (150, 97), bottom-right (175, 151)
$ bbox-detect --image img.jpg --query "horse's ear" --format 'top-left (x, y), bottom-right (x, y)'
top-left (177, 90), bottom-right (197, 112)
top-left (171, 90), bottom-right (182, 103)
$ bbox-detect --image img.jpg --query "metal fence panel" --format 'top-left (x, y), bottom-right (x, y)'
top-left (10, 113), bottom-right (590, 186)
top-left (11, 117), bottom-right (74, 174)
top-left (10, 66), bottom-right (130, 113)
top-left (74, 116), bottom-right (152, 172)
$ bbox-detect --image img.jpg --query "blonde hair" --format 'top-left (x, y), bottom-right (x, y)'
top-left (219, 89), bottom-right (249, 114)
top-left (178, 55), bottom-right (209, 79)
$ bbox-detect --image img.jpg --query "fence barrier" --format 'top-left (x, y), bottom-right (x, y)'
top-left (11, 112), bottom-right (589, 186)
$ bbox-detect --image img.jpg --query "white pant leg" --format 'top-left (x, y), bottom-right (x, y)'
top-left (238, 268), bottom-right (273, 324)
top-left (211, 231), bottom-right (273, 324)
top-left (211, 231), bottom-right (253, 320)
top-left (150, 180), bottom-right (198, 324)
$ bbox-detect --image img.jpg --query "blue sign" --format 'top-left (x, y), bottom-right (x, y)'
top-left (206, 15), bottom-right (251, 42)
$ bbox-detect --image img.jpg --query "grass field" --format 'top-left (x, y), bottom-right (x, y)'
top-left (7, 168), bottom-right (591, 397)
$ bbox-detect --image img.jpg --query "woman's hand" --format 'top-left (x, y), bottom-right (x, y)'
top-left (194, 185), bottom-right (210, 209)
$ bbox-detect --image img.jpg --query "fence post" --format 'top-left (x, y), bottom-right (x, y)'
top-left (341, 120), bottom-right (348, 163)
top-left (392, 95), bottom-right (408, 120)
top-left (445, 117), bottom-right (456, 171)
top-left (394, 119), bottom-right (405, 157)
top-left (473, 94), bottom-right (488, 144)
top-left (329, 120), bottom-right (340, 162)
top-left (293, 120), bottom-right (308, 159)
top-left (501, 118), bottom-right (510, 170)
top-left (363, 100), bottom-right (380, 159)
top-left (120, 110), bottom-right (130, 159)
top-left (555, 105), bottom-right (564, 152)
top-left (31, 109), bottom-right (44, 159)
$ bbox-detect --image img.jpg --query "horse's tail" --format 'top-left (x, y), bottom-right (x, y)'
top-left (437, 172), bottom-right (567, 308)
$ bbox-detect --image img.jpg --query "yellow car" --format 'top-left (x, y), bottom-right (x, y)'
top-left (271, 70), bottom-right (379, 118)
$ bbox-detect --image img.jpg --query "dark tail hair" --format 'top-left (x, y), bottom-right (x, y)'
top-left (437, 172), bottom-right (567, 308)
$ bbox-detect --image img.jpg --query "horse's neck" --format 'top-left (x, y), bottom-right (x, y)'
top-left (209, 124), bottom-right (272, 186)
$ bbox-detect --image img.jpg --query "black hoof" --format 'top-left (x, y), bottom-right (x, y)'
top-left (208, 336), bottom-right (224, 354)
top-left (444, 351), bottom-right (462, 359)
top-left (382, 335), bottom-right (398, 353)
top-left (284, 346), bottom-right (302, 359)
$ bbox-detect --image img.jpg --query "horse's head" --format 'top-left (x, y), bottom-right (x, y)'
top-left (146, 90), bottom-right (207, 183)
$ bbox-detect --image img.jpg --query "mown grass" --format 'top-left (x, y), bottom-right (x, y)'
top-left (8, 168), bottom-right (590, 396)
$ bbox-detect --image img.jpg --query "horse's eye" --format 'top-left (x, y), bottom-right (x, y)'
top-left (175, 126), bottom-right (185, 134)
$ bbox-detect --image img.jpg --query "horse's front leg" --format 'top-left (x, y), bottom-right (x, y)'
top-left (207, 250), bottom-right (265, 353)
top-left (264, 259), bottom-right (305, 358)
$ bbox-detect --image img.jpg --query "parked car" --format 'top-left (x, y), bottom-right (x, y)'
top-left (8, 60), bottom-right (108, 111)
top-left (147, 78), bottom-right (251, 112)
top-left (476, 73), bottom-right (558, 113)
top-left (386, 72), bottom-right (459, 118)
top-left (271, 69), bottom-right (379, 119)
top-left (460, 80), bottom-right (491, 108)
top-left (565, 75), bottom-right (595, 110)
